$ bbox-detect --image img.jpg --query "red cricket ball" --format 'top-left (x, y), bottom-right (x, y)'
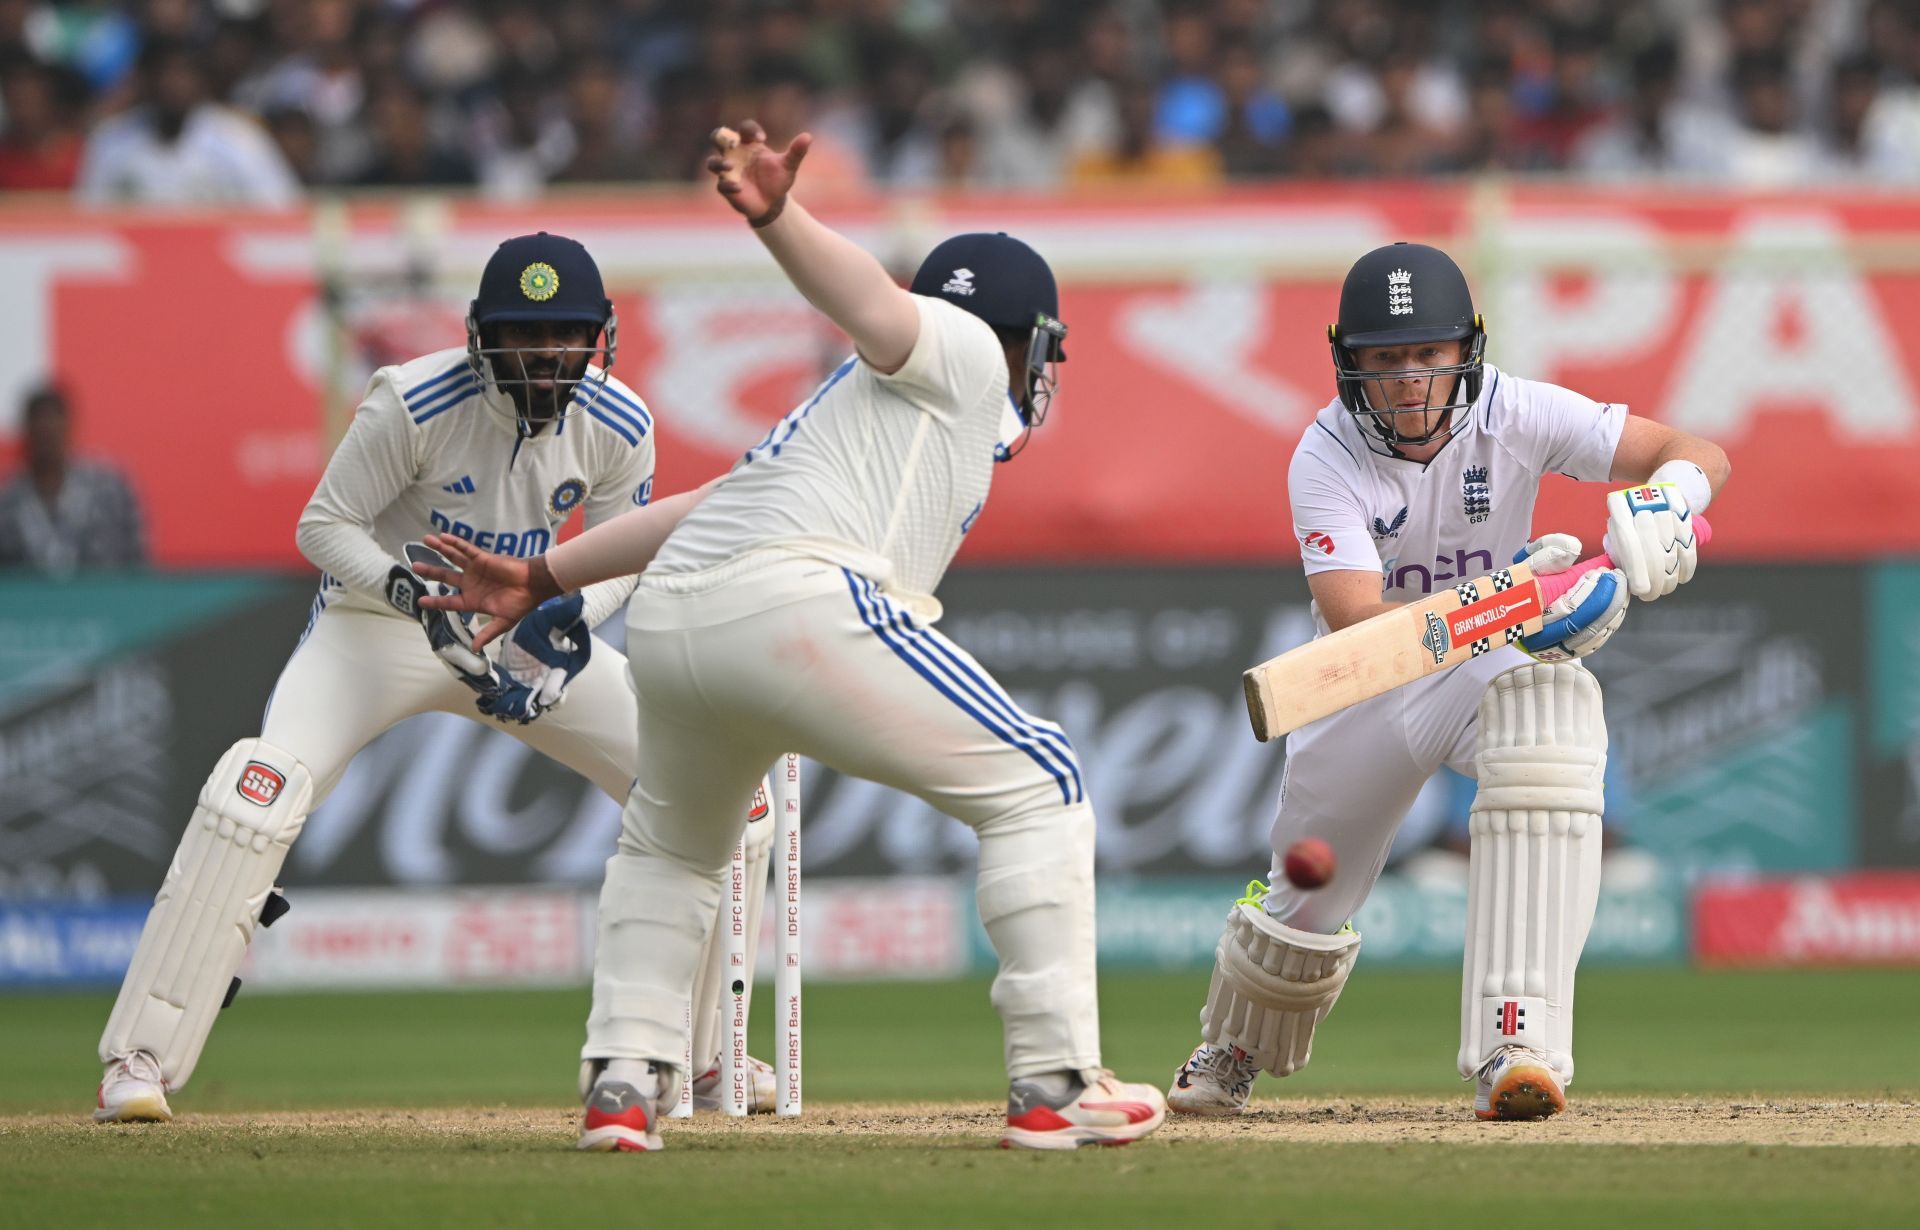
top-left (1283, 837), bottom-right (1337, 890)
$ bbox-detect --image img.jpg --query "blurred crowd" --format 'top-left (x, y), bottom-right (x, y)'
top-left (2, 0), bottom-right (1920, 204)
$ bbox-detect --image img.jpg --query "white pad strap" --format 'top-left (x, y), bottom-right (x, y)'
top-left (689, 776), bottom-right (776, 1076)
top-left (1459, 662), bottom-right (1605, 1083)
top-left (1202, 901), bottom-right (1360, 1077)
top-left (100, 738), bottom-right (313, 1088)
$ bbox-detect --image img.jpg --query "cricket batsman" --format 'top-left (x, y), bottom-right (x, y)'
top-left (415, 119), bottom-right (1168, 1151)
top-left (93, 232), bottom-right (777, 1123)
top-left (1167, 242), bottom-right (1730, 1120)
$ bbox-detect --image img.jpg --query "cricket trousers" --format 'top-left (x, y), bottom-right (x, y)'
top-left (584, 556), bottom-right (1102, 1083)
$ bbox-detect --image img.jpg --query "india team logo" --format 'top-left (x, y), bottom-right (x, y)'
top-left (520, 262), bottom-right (559, 302)
top-left (549, 477), bottom-right (587, 516)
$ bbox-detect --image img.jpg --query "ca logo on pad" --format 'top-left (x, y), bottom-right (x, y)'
top-left (237, 762), bottom-right (286, 807)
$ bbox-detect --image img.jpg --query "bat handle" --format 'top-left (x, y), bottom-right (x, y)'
top-left (1535, 514), bottom-right (1713, 607)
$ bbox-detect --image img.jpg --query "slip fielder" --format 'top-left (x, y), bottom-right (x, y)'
top-left (416, 119), bottom-right (1168, 1152)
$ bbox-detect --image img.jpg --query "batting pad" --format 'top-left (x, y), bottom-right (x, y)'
top-left (100, 738), bottom-right (313, 1088)
top-left (1202, 902), bottom-right (1360, 1077)
top-left (1459, 662), bottom-right (1605, 1083)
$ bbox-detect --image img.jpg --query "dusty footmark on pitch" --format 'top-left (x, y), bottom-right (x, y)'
top-left (12, 1098), bottom-right (1918, 1148)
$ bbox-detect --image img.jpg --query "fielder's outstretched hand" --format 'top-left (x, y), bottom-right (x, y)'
top-left (707, 119), bottom-right (810, 227)
top-left (416, 533), bottom-right (563, 650)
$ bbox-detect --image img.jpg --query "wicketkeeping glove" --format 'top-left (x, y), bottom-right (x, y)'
top-left (1603, 481), bottom-right (1698, 602)
top-left (1514, 533), bottom-right (1628, 663)
top-left (481, 593), bottom-right (592, 724)
top-left (386, 541), bottom-right (514, 704)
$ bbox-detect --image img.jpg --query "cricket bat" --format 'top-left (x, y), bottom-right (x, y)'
top-left (1242, 516), bottom-right (1713, 742)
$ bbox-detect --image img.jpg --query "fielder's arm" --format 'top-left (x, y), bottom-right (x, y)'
top-left (707, 120), bottom-right (920, 373)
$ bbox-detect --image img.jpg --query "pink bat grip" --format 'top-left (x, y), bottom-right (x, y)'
top-left (1536, 515), bottom-right (1713, 606)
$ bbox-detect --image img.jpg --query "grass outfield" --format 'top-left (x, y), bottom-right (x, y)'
top-left (5, 969), bottom-right (1917, 1228)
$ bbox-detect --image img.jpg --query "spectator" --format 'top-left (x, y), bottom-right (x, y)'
top-left (1722, 48), bottom-right (1821, 186)
top-left (264, 106), bottom-right (320, 186)
top-left (1214, 43), bottom-right (1292, 179)
top-left (233, 0), bottom-right (370, 184)
top-left (472, 76), bottom-right (574, 201)
top-left (552, 55), bottom-right (649, 184)
top-left (1821, 52), bottom-right (1920, 182)
top-left (1361, 44), bottom-right (1465, 176)
top-left (1068, 77), bottom-right (1221, 188)
top-left (957, 40), bottom-right (1120, 189)
top-left (1155, 5), bottom-right (1226, 145)
top-left (74, 39), bottom-right (299, 206)
top-left (0, 385), bottom-right (147, 573)
top-left (1507, 22), bottom-right (1617, 168)
top-left (0, 56), bottom-right (85, 189)
top-left (1574, 41), bottom-right (1733, 179)
top-left (355, 85), bottom-right (475, 187)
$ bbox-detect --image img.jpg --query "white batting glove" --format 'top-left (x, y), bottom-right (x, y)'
top-left (1516, 534), bottom-right (1628, 663)
top-left (1603, 482), bottom-right (1698, 602)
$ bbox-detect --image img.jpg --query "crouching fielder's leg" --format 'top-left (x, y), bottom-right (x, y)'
top-left (96, 739), bottom-right (313, 1121)
top-left (1460, 661), bottom-right (1606, 1121)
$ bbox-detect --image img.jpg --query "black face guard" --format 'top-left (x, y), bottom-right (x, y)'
top-left (1331, 332), bottom-right (1485, 457)
top-left (997, 313), bottom-right (1068, 462)
top-left (466, 310), bottom-right (619, 427)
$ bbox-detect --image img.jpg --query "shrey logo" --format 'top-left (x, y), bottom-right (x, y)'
top-left (942, 267), bottom-right (976, 296)
top-left (1447, 589), bottom-right (1540, 647)
top-left (237, 762), bottom-right (285, 807)
top-left (1387, 267), bottom-right (1413, 316)
top-left (1302, 530), bottom-right (1336, 555)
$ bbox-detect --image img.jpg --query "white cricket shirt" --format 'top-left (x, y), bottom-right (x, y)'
top-left (296, 347), bottom-right (656, 627)
top-left (649, 295), bottom-right (1010, 621)
top-left (1289, 365), bottom-right (1626, 634)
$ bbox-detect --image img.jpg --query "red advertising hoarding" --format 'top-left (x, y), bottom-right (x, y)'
top-left (3, 184), bottom-right (1918, 567)
top-left (1694, 873), bottom-right (1920, 967)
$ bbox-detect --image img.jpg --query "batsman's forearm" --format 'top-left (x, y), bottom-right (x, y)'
top-left (753, 201), bottom-right (919, 371)
top-left (543, 480), bottom-right (719, 591)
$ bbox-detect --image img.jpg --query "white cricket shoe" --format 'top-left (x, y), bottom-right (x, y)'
top-left (1167, 1042), bottom-right (1258, 1116)
top-left (1474, 1045), bottom-right (1566, 1121)
top-left (94, 1051), bottom-right (172, 1124)
top-left (690, 1055), bottom-right (777, 1114)
top-left (1001, 1069), bottom-right (1166, 1150)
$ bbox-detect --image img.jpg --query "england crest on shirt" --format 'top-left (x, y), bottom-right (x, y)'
top-left (1462, 465), bottom-right (1491, 524)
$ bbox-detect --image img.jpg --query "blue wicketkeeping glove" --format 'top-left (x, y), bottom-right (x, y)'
top-left (481, 592), bottom-right (591, 724)
top-left (389, 541), bottom-right (517, 705)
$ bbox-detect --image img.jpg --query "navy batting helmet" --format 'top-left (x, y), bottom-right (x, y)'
top-left (1328, 242), bottom-right (1486, 455)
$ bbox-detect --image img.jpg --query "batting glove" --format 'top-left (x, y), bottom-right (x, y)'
top-left (1602, 481), bottom-right (1698, 602)
top-left (1515, 534), bottom-right (1628, 663)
